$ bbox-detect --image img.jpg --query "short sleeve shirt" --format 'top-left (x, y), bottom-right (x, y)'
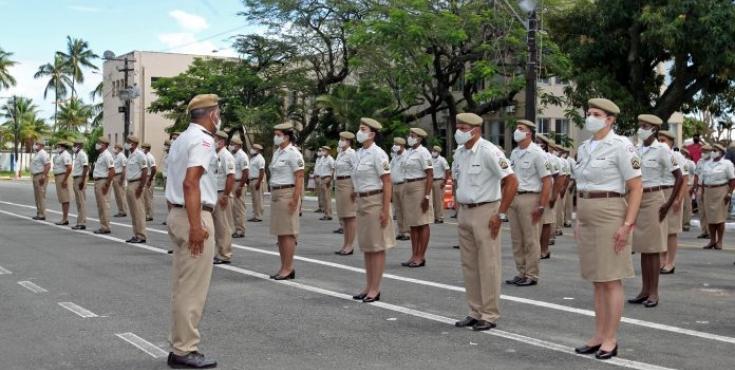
top-left (71, 150), bottom-right (89, 177)
top-left (146, 152), bottom-right (156, 169)
top-left (317, 155), bottom-right (335, 177)
top-left (233, 149), bottom-right (249, 180)
top-left (93, 150), bottom-right (114, 179)
top-left (686, 159), bottom-right (696, 185)
top-left (353, 143), bottom-right (391, 192)
top-left (454, 138), bottom-right (514, 204)
top-left (269, 144), bottom-right (305, 186)
top-left (574, 130), bottom-right (641, 193)
top-left (401, 145), bottom-right (433, 180)
top-left (164, 123), bottom-right (217, 207)
top-left (702, 159), bottom-right (735, 186)
top-left (249, 154), bottom-right (266, 179)
top-left (114, 152), bottom-right (127, 174)
top-left (557, 154), bottom-right (571, 176)
top-left (432, 155), bottom-right (450, 179)
top-left (695, 159), bottom-right (710, 185)
top-left (52, 150), bottom-right (72, 175)
top-left (214, 148), bottom-right (236, 190)
top-left (389, 151), bottom-right (406, 183)
top-left (510, 143), bottom-right (551, 192)
top-left (335, 148), bottom-right (358, 177)
top-left (31, 149), bottom-right (50, 175)
top-left (126, 149), bottom-right (148, 181)
top-left (637, 140), bottom-right (677, 188)
top-left (162, 152), bottom-right (169, 178)
top-left (661, 149), bottom-right (684, 186)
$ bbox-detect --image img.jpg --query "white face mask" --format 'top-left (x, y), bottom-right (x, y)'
top-left (637, 128), bottom-right (654, 141)
top-left (95, 143), bottom-right (102, 150)
top-left (273, 135), bottom-right (285, 146)
top-left (228, 145), bottom-right (235, 152)
top-left (250, 150), bottom-right (258, 156)
top-left (552, 150), bottom-right (560, 157)
top-left (356, 130), bottom-right (370, 144)
top-left (454, 129), bottom-right (472, 145)
top-left (317, 151), bottom-right (324, 157)
top-left (584, 116), bottom-right (606, 133)
top-left (513, 129), bottom-right (527, 143)
top-left (57, 147), bottom-right (65, 154)
top-left (391, 145), bottom-right (401, 153)
top-left (338, 139), bottom-right (348, 148)
top-left (407, 137), bottom-right (418, 147)
top-left (73, 146), bottom-right (81, 153)
top-left (431, 152), bottom-right (439, 158)
top-left (124, 143), bottom-right (132, 150)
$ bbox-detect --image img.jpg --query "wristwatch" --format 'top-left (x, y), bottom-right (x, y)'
top-left (537, 206), bottom-right (545, 213)
top-left (498, 213), bottom-right (507, 219)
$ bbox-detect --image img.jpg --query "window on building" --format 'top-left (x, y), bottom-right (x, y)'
top-left (486, 121), bottom-right (506, 149)
top-left (537, 118), bottom-right (551, 134)
top-left (114, 133), bottom-right (118, 145)
top-left (555, 118), bottom-right (570, 135)
top-left (539, 77), bottom-right (552, 85)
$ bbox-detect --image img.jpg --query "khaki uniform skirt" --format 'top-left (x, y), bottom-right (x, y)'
top-left (662, 188), bottom-right (683, 234)
top-left (704, 184), bottom-right (731, 224)
top-left (335, 178), bottom-right (357, 219)
top-left (576, 197), bottom-right (634, 282)
top-left (402, 179), bottom-right (434, 227)
top-left (270, 187), bottom-right (300, 236)
top-left (357, 192), bottom-right (395, 253)
top-left (632, 190), bottom-right (667, 253)
top-left (54, 174), bottom-right (72, 203)
top-left (542, 199), bottom-right (556, 225)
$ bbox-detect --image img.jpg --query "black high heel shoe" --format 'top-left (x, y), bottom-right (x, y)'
top-left (363, 292), bottom-right (380, 303)
top-left (574, 344), bottom-right (601, 354)
top-left (595, 345), bottom-right (618, 360)
top-left (352, 292), bottom-right (367, 300)
top-left (272, 270), bottom-right (295, 280)
top-left (627, 295), bottom-right (648, 304)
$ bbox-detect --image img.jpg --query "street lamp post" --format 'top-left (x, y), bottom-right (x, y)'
top-left (519, 0), bottom-right (539, 123)
top-left (103, 50), bottom-right (137, 155)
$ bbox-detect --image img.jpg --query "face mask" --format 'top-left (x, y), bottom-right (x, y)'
top-left (702, 152), bottom-right (710, 160)
top-left (339, 140), bottom-right (348, 148)
top-left (714, 152), bottom-right (723, 160)
top-left (431, 152), bottom-right (439, 158)
top-left (273, 135), bottom-right (285, 146)
top-left (513, 129), bottom-right (527, 143)
top-left (228, 145), bottom-right (235, 152)
top-left (318, 151), bottom-right (324, 157)
top-left (95, 143), bottom-right (102, 150)
top-left (124, 143), bottom-right (132, 150)
top-left (637, 128), bottom-right (654, 141)
top-left (407, 137), bottom-right (418, 147)
top-left (356, 130), bottom-right (369, 143)
top-left (391, 145), bottom-right (401, 153)
top-left (584, 116), bottom-right (606, 133)
top-left (250, 150), bottom-right (258, 156)
top-left (455, 129), bottom-right (472, 145)
top-left (57, 147), bottom-right (65, 154)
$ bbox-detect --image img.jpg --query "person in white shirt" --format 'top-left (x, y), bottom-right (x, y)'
top-left (124, 136), bottom-right (149, 243)
top-left (30, 141), bottom-right (51, 220)
top-left (699, 144), bottom-right (735, 251)
top-left (229, 136), bottom-right (249, 238)
top-left (680, 148), bottom-right (696, 232)
top-left (71, 139), bottom-right (89, 230)
top-left (161, 139), bottom-right (171, 226)
top-left (534, 134), bottom-right (560, 259)
top-left (390, 137), bottom-right (409, 240)
top-left (211, 131), bottom-right (236, 264)
top-left (141, 143), bottom-right (157, 221)
top-left (318, 146), bottom-right (336, 221)
top-left (314, 151), bottom-right (324, 213)
top-left (92, 137), bottom-right (116, 234)
top-left (248, 144), bottom-right (266, 221)
top-left (431, 145), bottom-right (451, 223)
top-left (399, 127), bottom-right (434, 268)
top-left (693, 145), bottom-right (714, 239)
top-left (658, 130), bottom-right (687, 276)
top-left (334, 132), bottom-right (359, 255)
top-left (563, 148), bottom-right (577, 228)
top-left (112, 144), bottom-right (128, 217)
top-left (52, 141), bottom-right (73, 225)
top-left (552, 143), bottom-right (571, 238)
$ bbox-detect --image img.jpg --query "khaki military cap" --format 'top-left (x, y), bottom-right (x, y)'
top-left (274, 122), bottom-right (294, 131)
top-left (253, 144), bottom-right (263, 151)
top-left (432, 146), bottom-right (442, 153)
top-left (187, 94), bottom-right (219, 113)
top-left (516, 119), bottom-right (536, 129)
top-left (658, 131), bottom-right (675, 140)
top-left (58, 140), bottom-right (71, 147)
top-left (702, 144), bottom-right (713, 151)
top-left (114, 144), bottom-right (123, 150)
top-left (164, 139), bottom-right (171, 146)
top-left (360, 117), bottom-right (382, 130)
top-left (97, 137), bottom-right (109, 144)
top-left (456, 113), bottom-right (483, 126)
top-left (231, 136), bottom-right (242, 145)
top-left (588, 98), bottom-right (620, 115)
top-left (714, 144), bottom-right (726, 152)
top-left (73, 138), bottom-right (85, 145)
top-left (320, 145), bottom-right (331, 151)
top-left (638, 114), bottom-right (663, 126)
top-left (393, 137), bottom-right (406, 145)
top-left (536, 133), bottom-right (551, 144)
top-left (339, 131), bottom-right (355, 140)
top-left (141, 143), bottom-right (152, 149)
top-left (215, 130), bottom-right (228, 140)
top-left (127, 135), bottom-right (140, 144)
top-left (410, 127), bottom-right (428, 138)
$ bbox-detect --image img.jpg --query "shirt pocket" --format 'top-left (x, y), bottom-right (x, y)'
top-left (589, 159), bottom-right (616, 185)
top-left (467, 163), bottom-right (482, 185)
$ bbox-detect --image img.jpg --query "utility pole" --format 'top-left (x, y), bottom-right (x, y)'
top-left (120, 57), bottom-right (134, 155)
top-left (525, 9), bottom-right (538, 123)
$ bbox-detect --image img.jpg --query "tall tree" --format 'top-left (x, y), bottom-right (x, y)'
top-left (1, 96), bottom-right (39, 171)
top-left (56, 36), bottom-right (99, 99)
top-left (56, 97), bottom-right (93, 133)
top-left (89, 81), bottom-right (104, 128)
top-left (0, 47), bottom-right (17, 91)
top-left (34, 55), bottom-right (72, 131)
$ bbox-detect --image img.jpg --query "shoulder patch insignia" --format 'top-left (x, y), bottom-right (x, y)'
top-left (545, 161), bottom-right (551, 171)
top-left (383, 161), bottom-right (390, 171)
top-left (297, 159), bottom-right (304, 167)
top-left (426, 159), bottom-right (432, 167)
top-left (631, 157), bottom-right (641, 170)
top-left (672, 157), bottom-right (678, 166)
top-left (499, 158), bottom-right (509, 169)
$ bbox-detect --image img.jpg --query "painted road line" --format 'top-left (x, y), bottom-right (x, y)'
top-left (115, 332), bottom-right (168, 358)
top-left (17, 280), bottom-right (47, 293)
top-left (58, 302), bottom-right (99, 318)
top-left (0, 265), bottom-right (12, 275)
top-left (2, 202), bottom-right (735, 346)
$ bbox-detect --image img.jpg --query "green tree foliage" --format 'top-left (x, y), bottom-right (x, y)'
top-left (1, 96), bottom-right (49, 170)
top-left (56, 36), bottom-right (99, 99)
top-left (56, 97), bottom-right (94, 133)
top-left (0, 47), bottom-right (17, 91)
top-left (34, 54), bottom-right (73, 130)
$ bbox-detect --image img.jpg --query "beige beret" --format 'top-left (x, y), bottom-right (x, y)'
top-left (73, 138), bottom-right (85, 145)
top-left (658, 131), bottom-right (675, 140)
top-left (187, 94), bottom-right (219, 113)
top-left (253, 144), bottom-right (263, 150)
top-left (58, 140), bottom-right (71, 147)
top-left (638, 114), bottom-right (663, 126)
top-left (97, 137), bottom-right (109, 144)
top-left (410, 127), bottom-right (428, 138)
top-left (393, 137), bottom-right (406, 145)
top-left (339, 131), bottom-right (355, 140)
top-left (126, 135), bottom-right (140, 144)
top-left (114, 144), bottom-right (123, 150)
top-left (274, 122), bottom-right (294, 131)
top-left (713, 144), bottom-right (726, 152)
top-left (231, 136), bottom-right (242, 145)
top-left (360, 117), bottom-right (382, 130)
top-left (516, 119), bottom-right (536, 129)
top-left (588, 98), bottom-right (620, 115)
top-left (432, 146), bottom-right (442, 153)
top-left (702, 144), bottom-right (713, 151)
top-left (536, 133), bottom-right (551, 144)
top-left (141, 143), bottom-right (151, 149)
top-left (215, 130), bottom-right (228, 140)
top-left (320, 146), bottom-right (331, 151)
top-left (172, 131), bottom-right (181, 136)
top-left (456, 113), bottom-right (483, 126)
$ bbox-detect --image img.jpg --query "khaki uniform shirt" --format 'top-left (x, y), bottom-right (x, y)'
top-left (453, 138), bottom-right (514, 204)
top-left (249, 154), bottom-right (266, 180)
top-left (316, 155), bottom-right (335, 177)
top-left (164, 123), bottom-right (217, 207)
top-left (702, 159), bottom-right (735, 186)
top-left (269, 144), bottom-right (304, 186)
top-left (114, 152), bottom-right (127, 174)
top-left (214, 148), bottom-right (236, 191)
top-left (353, 143), bottom-right (391, 193)
top-left (126, 149), bottom-right (148, 181)
top-left (573, 130), bottom-right (641, 193)
top-left (661, 149), bottom-right (685, 186)
top-left (335, 148), bottom-right (358, 178)
top-left (233, 149), bottom-right (249, 181)
top-left (31, 149), bottom-right (50, 175)
top-left (71, 150), bottom-right (88, 177)
top-left (389, 151), bottom-right (406, 184)
top-left (93, 150), bottom-right (114, 179)
top-left (510, 142), bottom-right (551, 192)
top-left (53, 150), bottom-right (72, 175)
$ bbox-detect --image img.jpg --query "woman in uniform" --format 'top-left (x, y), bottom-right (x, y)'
top-left (400, 128), bottom-right (434, 268)
top-left (573, 98), bottom-right (642, 360)
top-left (269, 122), bottom-right (305, 280)
top-left (352, 117), bottom-right (395, 303)
top-left (658, 131), bottom-right (687, 275)
top-left (334, 131), bottom-right (359, 255)
top-left (701, 144), bottom-right (735, 250)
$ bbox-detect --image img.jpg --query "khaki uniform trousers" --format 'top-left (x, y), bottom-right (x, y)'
top-left (321, 177), bottom-right (333, 218)
top-left (112, 174), bottom-right (127, 215)
top-left (213, 194), bottom-right (233, 261)
top-left (392, 183), bottom-right (408, 234)
top-left (555, 193), bottom-right (565, 232)
top-left (564, 187), bottom-right (574, 224)
top-left (167, 207), bottom-right (215, 356)
top-left (458, 201), bottom-right (502, 323)
top-left (683, 192), bottom-right (692, 227)
top-left (508, 193), bottom-right (541, 281)
top-left (126, 181), bottom-right (147, 240)
top-left (697, 190), bottom-right (709, 235)
top-left (144, 184), bottom-right (154, 219)
top-left (73, 176), bottom-right (87, 225)
top-left (249, 180), bottom-right (264, 219)
top-left (32, 173), bottom-right (47, 218)
top-left (315, 176), bottom-right (323, 210)
top-left (231, 186), bottom-right (247, 234)
top-left (432, 179), bottom-right (445, 221)
top-left (94, 179), bottom-right (112, 232)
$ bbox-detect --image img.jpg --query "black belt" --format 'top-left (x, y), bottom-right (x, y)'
top-left (393, 181), bottom-right (405, 185)
top-left (321, 176), bottom-right (332, 180)
top-left (336, 176), bottom-right (351, 180)
top-left (406, 177), bottom-right (426, 183)
top-left (272, 184), bottom-right (295, 190)
top-left (660, 185), bottom-right (674, 190)
top-left (643, 186), bottom-right (665, 193)
top-left (578, 191), bottom-right (623, 199)
top-left (93, 177), bottom-right (108, 181)
top-left (217, 190), bottom-right (225, 193)
top-left (358, 189), bottom-right (383, 197)
top-left (517, 191), bottom-right (539, 195)
top-left (460, 200), bottom-right (498, 208)
top-left (433, 178), bottom-right (444, 181)
top-left (73, 175), bottom-right (82, 179)
top-left (704, 183), bottom-right (728, 188)
top-left (128, 179), bottom-right (140, 183)
top-left (171, 204), bottom-right (214, 213)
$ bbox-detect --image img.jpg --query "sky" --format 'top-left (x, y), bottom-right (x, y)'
top-left (0, 0), bottom-right (261, 118)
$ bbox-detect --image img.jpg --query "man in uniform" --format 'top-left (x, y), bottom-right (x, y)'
top-left (248, 144), bottom-right (266, 222)
top-left (125, 136), bottom-right (148, 244)
top-left (52, 141), bottom-right (73, 225)
top-left (506, 120), bottom-right (551, 287)
top-left (230, 136), bottom-right (249, 238)
top-left (165, 94), bottom-right (219, 368)
top-left (142, 143), bottom-right (157, 221)
top-left (563, 147), bottom-right (576, 228)
top-left (112, 144), bottom-right (128, 217)
top-left (535, 134), bottom-right (560, 258)
top-left (431, 145), bottom-right (451, 224)
top-left (552, 143), bottom-right (571, 237)
top-left (30, 141), bottom-right (51, 220)
top-left (213, 131), bottom-right (236, 265)
top-left (318, 146), bottom-right (335, 221)
top-left (71, 139), bottom-right (89, 230)
top-left (92, 137), bottom-right (115, 234)
top-left (452, 112), bottom-right (518, 331)
top-left (680, 148), bottom-right (696, 231)
top-left (390, 137), bottom-right (409, 240)
top-left (693, 145), bottom-right (713, 239)
top-left (314, 150), bottom-right (324, 213)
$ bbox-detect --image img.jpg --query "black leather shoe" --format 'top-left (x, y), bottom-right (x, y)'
top-left (162, 221), bottom-right (167, 225)
top-left (167, 250), bottom-right (173, 254)
top-left (352, 292), bottom-right (367, 300)
top-left (167, 351), bottom-right (217, 369)
top-left (540, 253), bottom-right (551, 260)
top-left (272, 270), bottom-right (295, 280)
top-left (146, 217), bottom-right (153, 221)
top-left (400, 261), bottom-right (412, 267)
top-left (212, 258), bottom-right (231, 265)
top-left (126, 238), bottom-right (146, 244)
top-left (71, 225), bottom-right (86, 230)
top-left (248, 218), bottom-right (262, 222)
top-left (93, 229), bottom-right (111, 234)
top-left (472, 320), bottom-right (496, 331)
top-left (505, 276), bottom-right (523, 285)
top-left (643, 299), bottom-right (658, 308)
top-left (319, 216), bottom-right (333, 221)
top-left (363, 292), bottom-right (380, 303)
top-left (314, 209), bottom-right (323, 213)
top-left (703, 243), bottom-right (716, 249)
top-left (333, 228), bottom-right (344, 234)
top-left (434, 219), bottom-right (444, 224)
top-left (595, 345), bottom-right (618, 360)
top-left (452, 245), bottom-right (460, 249)
top-left (515, 278), bottom-right (538, 287)
top-left (628, 296), bottom-right (648, 304)
top-left (55, 221), bottom-right (69, 226)
top-left (408, 260), bottom-right (426, 268)
top-left (660, 266), bottom-right (675, 274)
top-left (32, 216), bottom-right (46, 220)
top-left (335, 250), bottom-right (353, 256)
top-left (574, 344), bottom-right (601, 354)
top-left (396, 234), bottom-right (410, 241)
top-left (113, 213), bottom-right (127, 218)
top-left (454, 316), bottom-right (478, 328)
top-left (231, 232), bottom-right (245, 238)
top-left (549, 239), bottom-right (555, 245)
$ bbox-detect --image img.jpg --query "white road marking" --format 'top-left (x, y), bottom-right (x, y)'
top-left (58, 301), bottom-right (99, 318)
top-left (1, 201), bottom-right (735, 346)
top-left (115, 332), bottom-right (168, 358)
top-left (0, 265), bottom-right (12, 275)
top-left (18, 280), bottom-right (47, 293)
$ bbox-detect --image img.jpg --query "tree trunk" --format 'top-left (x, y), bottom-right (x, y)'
top-left (54, 84), bottom-right (58, 132)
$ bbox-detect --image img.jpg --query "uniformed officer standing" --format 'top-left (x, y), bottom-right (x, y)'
top-left (400, 127), bottom-right (434, 268)
top-left (572, 98), bottom-right (642, 360)
top-left (92, 137), bottom-right (115, 234)
top-left (390, 137), bottom-right (409, 240)
top-left (553, 144), bottom-right (571, 237)
top-left (71, 139), bottom-right (89, 230)
top-left (30, 141), bottom-right (51, 220)
top-left (318, 146), bottom-right (335, 221)
top-left (142, 143), bottom-right (157, 222)
top-left (700, 144), bottom-right (735, 250)
top-left (124, 136), bottom-right (148, 244)
top-left (535, 134), bottom-right (559, 259)
top-left (212, 131), bottom-right (236, 265)
top-left (230, 136), bottom-right (249, 238)
top-left (506, 119), bottom-right (551, 287)
top-left (452, 113), bottom-right (518, 332)
top-left (248, 144), bottom-right (266, 222)
top-left (164, 94), bottom-right (219, 369)
top-left (693, 145), bottom-right (713, 239)
top-left (680, 148), bottom-right (696, 232)
top-left (112, 144), bottom-right (128, 217)
top-left (658, 131), bottom-right (687, 275)
top-left (564, 148), bottom-right (577, 228)
top-left (52, 141), bottom-right (73, 225)
top-left (162, 139), bottom-right (170, 188)
top-left (431, 145), bottom-right (451, 224)
top-left (314, 151), bottom-right (324, 213)
top-left (334, 132), bottom-right (359, 255)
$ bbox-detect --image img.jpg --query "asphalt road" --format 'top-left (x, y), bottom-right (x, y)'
top-left (0, 179), bottom-right (734, 370)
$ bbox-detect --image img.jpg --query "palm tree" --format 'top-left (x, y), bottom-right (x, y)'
top-left (1, 96), bottom-right (39, 172)
top-left (56, 36), bottom-right (99, 99)
top-left (89, 81), bottom-right (103, 128)
top-left (57, 97), bottom-right (93, 133)
top-left (34, 55), bottom-right (72, 131)
top-left (0, 47), bottom-right (17, 91)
